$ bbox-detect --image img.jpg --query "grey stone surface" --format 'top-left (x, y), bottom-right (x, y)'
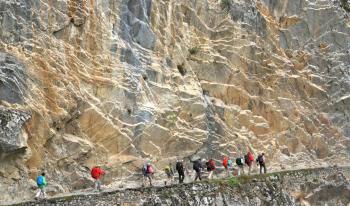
top-left (120, 0), bottom-right (156, 50)
top-left (0, 107), bottom-right (30, 153)
top-left (229, 1), bottom-right (267, 37)
top-left (0, 52), bottom-right (27, 104)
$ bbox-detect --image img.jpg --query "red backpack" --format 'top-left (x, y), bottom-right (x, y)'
top-left (248, 153), bottom-right (254, 162)
top-left (209, 159), bottom-right (215, 170)
top-left (91, 167), bottom-right (103, 179)
top-left (222, 157), bottom-right (228, 167)
top-left (147, 165), bottom-right (154, 174)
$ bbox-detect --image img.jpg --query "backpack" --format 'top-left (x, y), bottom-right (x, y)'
top-left (209, 159), bottom-right (215, 170)
top-left (228, 159), bottom-right (232, 167)
top-left (236, 157), bottom-right (243, 166)
top-left (36, 176), bottom-right (44, 187)
top-left (257, 155), bottom-right (264, 164)
top-left (91, 167), bottom-right (102, 179)
top-left (176, 162), bottom-right (183, 172)
top-left (244, 154), bottom-right (249, 164)
top-left (147, 165), bottom-right (153, 174)
top-left (223, 157), bottom-right (228, 167)
top-left (248, 153), bottom-right (254, 161)
top-left (164, 166), bottom-right (172, 175)
top-left (142, 165), bottom-right (148, 175)
top-left (193, 161), bottom-right (201, 171)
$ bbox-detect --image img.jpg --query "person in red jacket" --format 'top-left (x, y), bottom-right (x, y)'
top-left (244, 151), bottom-right (254, 175)
top-left (222, 156), bottom-right (229, 177)
top-left (91, 166), bottom-right (105, 191)
top-left (207, 159), bottom-right (216, 179)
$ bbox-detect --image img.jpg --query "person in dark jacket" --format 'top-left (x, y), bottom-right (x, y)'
top-left (193, 159), bottom-right (203, 181)
top-left (235, 156), bottom-right (245, 175)
top-left (256, 153), bottom-right (266, 174)
top-left (176, 160), bottom-right (185, 183)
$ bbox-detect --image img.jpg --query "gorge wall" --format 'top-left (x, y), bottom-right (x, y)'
top-left (0, 0), bottom-right (350, 203)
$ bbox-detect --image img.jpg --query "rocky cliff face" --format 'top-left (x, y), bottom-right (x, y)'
top-left (0, 0), bottom-right (350, 203)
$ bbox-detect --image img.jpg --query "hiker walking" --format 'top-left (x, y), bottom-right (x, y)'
top-left (193, 159), bottom-right (203, 181)
top-left (256, 153), bottom-right (267, 174)
top-left (176, 159), bottom-right (185, 183)
top-left (244, 151), bottom-right (254, 175)
top-left (142, 163), bottom-right (148, 186)
top-left (235, 156), bottom-right (245, 175)
top-left (164, 163), bottom-right (174, 185)
top-left (222, 156), bottom-right (230, 177)
top-left (35, 172), bottom-right (47, 200)
top-left (142, 162), bottom-right (154, 186)
top-left (206, 158), bottom-right (216, 179)
top-left (91, 166), bottom-right (105, 191)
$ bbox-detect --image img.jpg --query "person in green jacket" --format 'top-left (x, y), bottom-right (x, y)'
top-left (35, 172), bottom-right (47, 199)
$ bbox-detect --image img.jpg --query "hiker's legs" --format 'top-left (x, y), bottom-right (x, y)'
top-left (194, 171), bottom-right (201, 181)
top-left (178, 172), bottom-right (184, 183)
top-left (142, 176), bottom-right (146, 187)
top-left (36, 187), bottom-right (45, 199)
top-left (41, 187), bottom-right (46, 198)
top-left (226, 168), bottom-right (229, 177)
top-left (263, 164), bottom-right (266, 173)
top-left (95, 179), bottom-right (101, 191)
top-left (148, 175), bottom-right (152, 186)
top-left (260, 164), bottom-right (263, 174)
top-left (248, 164), bottom-right (252, 175)
top-left (208, 171), bottom-right (213, 179)
top-left (35, 188), bottom-right (41, 198)
top-left (166, 175), bottom-right (173, 185)
top-left (164, 177), bottom-right (168, 186)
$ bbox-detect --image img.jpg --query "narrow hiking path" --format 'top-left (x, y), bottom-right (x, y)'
top-left (3, 165), bottom-right (350, 206)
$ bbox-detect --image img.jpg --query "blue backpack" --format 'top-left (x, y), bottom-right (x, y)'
top-left (36, 176), bottom-right (44, 186)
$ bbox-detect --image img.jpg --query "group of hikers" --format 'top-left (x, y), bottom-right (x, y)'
top-left (34, 152), bottom-right (266, 200)
top-left (142, 152), bottom-right (267, 187)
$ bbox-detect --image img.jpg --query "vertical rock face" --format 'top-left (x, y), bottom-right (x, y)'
top-left (0, 0), bottom-right (349, 202)
top-left (0, 53), bottom-right (27, 104)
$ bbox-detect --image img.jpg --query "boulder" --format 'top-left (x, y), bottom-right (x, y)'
top-left (0, 107), bottom-right (30, 153)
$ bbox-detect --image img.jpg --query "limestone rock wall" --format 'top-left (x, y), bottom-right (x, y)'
top-left (0, 0), bottom-right (349, 202)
